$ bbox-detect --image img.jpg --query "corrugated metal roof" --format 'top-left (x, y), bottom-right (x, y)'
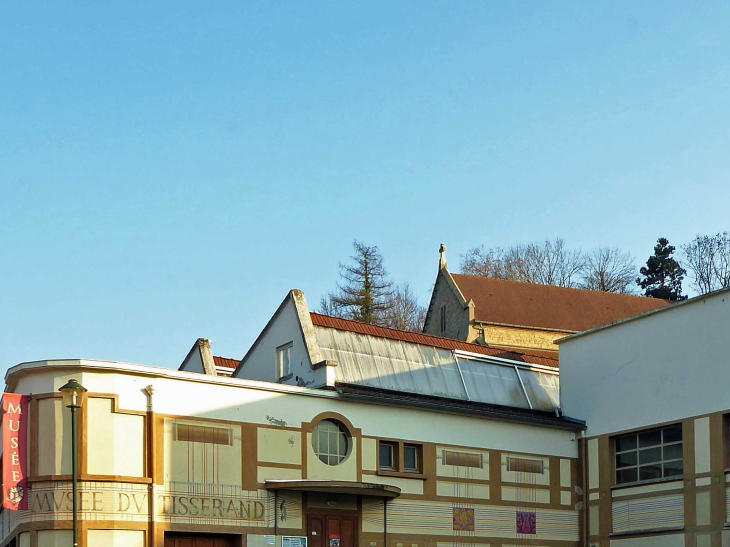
top-left (314, 326), bottom-right (560, 412)
top-left (310, 313), bottom-right (558, 368)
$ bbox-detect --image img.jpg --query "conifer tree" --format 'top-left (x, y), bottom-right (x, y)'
top-left (636, 237), bottom-right (687, 301)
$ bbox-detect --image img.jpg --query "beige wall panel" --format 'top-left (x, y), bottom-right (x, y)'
top-left (257, 428), bottom-right (301, 465)
top-left (306, 433), bottom-right (357, 481)
top-left (589, 504), bottom-right (599, 536)
top-left (164, 419), bottom-right (242, 487)
top-left (87, 530), bottom-right (145, 547)
top-left (436, 446), bottom-right (489, 480)
top-left (588, 438), bottom-right (599, 489)
top-left (560, 458), bottom-right (571, 488)
top-left (561, 490), bottom-right (571, 505)
top-left (257, 465), bottom-right (302, 483)
top-left (501, 486), bottom-right (550, 504)
top-left (722, 529), bottom-right (730, 547)
top-left (361, 437), bottom-right (377, 471)
top-left (86, 398), bottom-right (145, 477)
top-left (696, 490), bottom-right (711, 526)
top-left (695, 416), bottom-right (711, 474)
top-left (37, 530), bottom-right (73, 547)
top-left (37, 398), bottom-right (72, 476)
top-left (696, 477), bottom-right (712, 487)
top-left (609, 534), bottom-right (684, 547)
top-left (611, 479), bottom-right (683, 498)
top-left (18, 532), bottom-right (30, 547)
top-left (436, 480), bottom-right (489, 499)
top-left (501, 453), bottom-right (550, 486)
top-left (365, 474), bottom-right (424, 495)
top-left (696, 535), bottom-right (712, 547)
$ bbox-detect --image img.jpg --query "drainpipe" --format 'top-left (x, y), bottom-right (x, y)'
top-left (145, 385), bottom-right (156, 547)
top-left (274, 490), bottom-right (278, 536)
top-left (581, 430), bottom-right (588, 547)
top-left (383, 499), bottom-right (388, 547)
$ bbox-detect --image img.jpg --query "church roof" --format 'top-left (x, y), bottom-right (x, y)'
top-left (451, 274), bottom-right (671, 332)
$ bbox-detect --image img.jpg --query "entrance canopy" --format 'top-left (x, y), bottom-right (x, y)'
top-left (265, 480), bottom-right (401, 499)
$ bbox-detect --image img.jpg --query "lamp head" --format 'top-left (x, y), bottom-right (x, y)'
top-left (58, 379), bottom-right (87, 408)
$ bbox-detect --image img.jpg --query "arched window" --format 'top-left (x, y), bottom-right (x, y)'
top-left (312, 419), bottom-right (350, 465)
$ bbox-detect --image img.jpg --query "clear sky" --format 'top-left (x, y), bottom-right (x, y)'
top-left (2, 1), bottom-right (729, 376)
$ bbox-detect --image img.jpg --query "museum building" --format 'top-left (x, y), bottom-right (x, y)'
top-left (0, 290), bottom-right (584, 547)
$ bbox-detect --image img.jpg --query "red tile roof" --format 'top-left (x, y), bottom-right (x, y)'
top-left (213, 356), bottom-right (240, 369)
top-left (451, 274), bottom-right (670, 332)
top-left (310, 312), bottom-right (558, 368)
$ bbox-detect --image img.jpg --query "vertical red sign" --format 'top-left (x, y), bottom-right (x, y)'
top-left (2, 393), bottom-right (29, 510)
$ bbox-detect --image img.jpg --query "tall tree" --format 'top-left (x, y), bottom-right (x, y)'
top-left (381, 283), bottom-right (427, 332)
top-left (682, 232), bottom-right (730, 295)
top-left (582, 247), bottom-right (637, 294)
top-left (636, 237), bottom-right (687, 301)
top-left (319, 241), bottom-right (394, 324)
top-left (460, 238), bottom-right (585, 288)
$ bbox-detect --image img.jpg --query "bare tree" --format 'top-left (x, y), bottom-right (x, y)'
top-left (582, 247), bottom-right (637, 294)
top-left (319, 241), bottom-right (394, 324)
top-left (381, 283), bottom-right (427, 332)
top-left (460, 238), bottom-right (585, 288)
top-left (682, 232), bottom-right (730, 294)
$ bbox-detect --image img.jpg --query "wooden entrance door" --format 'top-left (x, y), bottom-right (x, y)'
top-left (164, 534), bottom-right (236, 547)
top-left (308, 515), bottom-right (358, 547)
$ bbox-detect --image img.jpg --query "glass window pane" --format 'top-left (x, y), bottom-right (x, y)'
top-left (663, 426), bottom-right (682, 443)
top-left (639, 430), bottom-right (661, 448)
top-left (663, 443), bottom-right (683, 461)
top-left (616, 468), bottom-right (637, 484)
top-left (404, 446), bottom-right (418, 471)
top-left (664, 460), bottom-right (683, 477)
top-left (379, 444), bottom-right (393, 469)
top-left (616, 434), bottom-right (637, 452)
top-left (639, 464), bottom-right (662, 481)
top-left (616, 451), bottom-right (637, 468)
top-left (338, 432), bottom-right (347, 456)
top-left (639, 447), bottom-right (662, 464)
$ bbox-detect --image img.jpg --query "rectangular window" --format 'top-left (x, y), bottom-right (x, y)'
top-left (404, 444), bottom-right (420, 473)
top-left (277, 342), bottom-right (293, 379)
top-left (379, 442), bottom-right (396, 471)
top-left (507, 456), bottom-right (544, 474)
top-left (176, 423), bottom-right (232, 446)
top-left (440, 306), bottom-right (446, 333)
top-left (443, 450), bottom-right (483, 468)
top-left (615, 424), bottom-right (683, 485)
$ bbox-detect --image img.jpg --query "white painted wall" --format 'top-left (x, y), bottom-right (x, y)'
top-left (235, 296), bottom-right (316, 386)
top-left (10, 360), bottom-right (579, 459)
top-left (560, 290), bottom-right (730, 437)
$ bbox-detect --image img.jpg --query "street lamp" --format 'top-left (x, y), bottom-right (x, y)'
top-left (59, 379), bottom-right (87, 547)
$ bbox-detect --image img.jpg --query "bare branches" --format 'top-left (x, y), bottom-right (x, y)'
top-left (460, 238), bottom-right (586, 289)
top-left (583, 247), bottom-right (637, 294)
top-left (381, 283), bottom-right (427, 332)
top-left (682, 233), bottom-right (730, 294)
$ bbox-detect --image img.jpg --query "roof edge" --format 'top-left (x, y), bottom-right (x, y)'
top-left (557, 287), bottom-right (730, 345)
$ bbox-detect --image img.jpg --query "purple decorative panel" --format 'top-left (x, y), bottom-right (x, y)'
top-left (516, 511), bottom-right (536, 534)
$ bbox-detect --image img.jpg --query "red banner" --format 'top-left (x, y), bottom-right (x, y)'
top-left (3, 394), bottom-right (29, 510)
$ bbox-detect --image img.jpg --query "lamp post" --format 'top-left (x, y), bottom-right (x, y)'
top-left (59, 379), bottom-right (87, 547)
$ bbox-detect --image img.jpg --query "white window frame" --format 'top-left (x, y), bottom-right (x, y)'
top-left (276, 342), bottom-right (293, 379)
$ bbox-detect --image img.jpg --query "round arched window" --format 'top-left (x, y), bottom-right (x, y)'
top-left (312, 419), bottom-right (350, 465)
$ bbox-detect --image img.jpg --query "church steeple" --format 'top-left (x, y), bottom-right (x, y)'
top-left (439, 243), bottom-right (447, 270)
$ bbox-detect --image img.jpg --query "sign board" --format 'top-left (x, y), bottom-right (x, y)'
top-left (283, 537), bottom-right (307, 547)
top-left (2, 394), bottom-right (29, 510)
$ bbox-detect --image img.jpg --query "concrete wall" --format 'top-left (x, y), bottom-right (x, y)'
top-left (560, 291), bottom-right (730, 437)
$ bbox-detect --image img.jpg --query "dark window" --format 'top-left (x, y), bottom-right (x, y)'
top-left (615, 425), bottom-right (683, 485)
top-left (379, 442), bottom-right (395, 470)
top-left (404, 444), bottom-right (420, 473)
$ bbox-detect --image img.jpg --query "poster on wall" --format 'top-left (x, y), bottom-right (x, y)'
top-left (2, 393), bottom-right (29, 511)
top-left (283, 536), bottom-right (307, 547)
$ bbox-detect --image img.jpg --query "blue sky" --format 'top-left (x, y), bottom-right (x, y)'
top-left (2, 1), bottom-right (729, 375)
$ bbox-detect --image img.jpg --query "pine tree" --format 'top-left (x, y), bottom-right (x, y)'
top-left (636, 238), bottom-right (687, 301)
top-left (320, 241), bottom-right (394, 324)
